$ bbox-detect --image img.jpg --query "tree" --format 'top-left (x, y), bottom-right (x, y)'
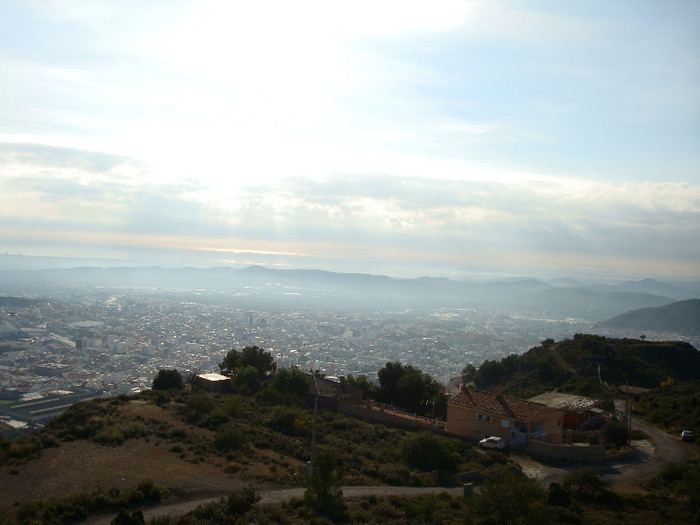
top-left (344, 374), bottom-right (378, 399)
top-left (219, 348), bottom-right (241, 377)
top-left (304, 451), bottom-right (347, 521)
top-left (231, 365), bottom-right (259, 395)
top-left (269, 366), bottom-right (311, 397)
top-left (376, 361), bottom-right (443, 416)
top-left (152, 369), bottom-right (184, 390)
top-left (461, 363), bottom-right (476, 381)
top-left (473, 359), bottom-right (504, 389)
top-left (219, 346), bottom-right (273, 378)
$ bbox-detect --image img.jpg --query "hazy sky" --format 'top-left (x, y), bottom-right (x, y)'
top-left (1, 1), bottom-right (699, 280)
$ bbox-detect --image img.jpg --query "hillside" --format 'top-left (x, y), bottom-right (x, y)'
top-left (0, 388), bottom-right (506, 522)
top-left (598, 299), bottom-right (700, 335)
top-left (473, 334), bottom-right (700, 398)
top-left (0, 371), bottom-right (698, 523)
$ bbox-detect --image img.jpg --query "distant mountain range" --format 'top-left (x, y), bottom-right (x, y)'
top-left (0, 265), bottom-right (698, 323)
top-left (598, 299), bottom-right (700, 336)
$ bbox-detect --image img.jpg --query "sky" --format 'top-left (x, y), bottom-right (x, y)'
top-left (1, 0), bottom-right (699, 281)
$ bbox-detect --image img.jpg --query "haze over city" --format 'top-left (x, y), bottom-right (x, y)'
top-left (1, 1), bottom-right (699, 280)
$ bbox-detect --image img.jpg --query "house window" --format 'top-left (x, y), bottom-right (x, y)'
top-left (501, 419), bottom-right (510, 429)
top-left (476, 414), bottom-right (492, 422)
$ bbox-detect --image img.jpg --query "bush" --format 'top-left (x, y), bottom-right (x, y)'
top-left (401, 432), bottom-right (455, 472)
top-left (15, 480), bottom-right (167, 524)
top-left (546, 482), bottom-right (571, 507)
top-left (473, 471), bottom-right (552, 525)
top-left (266, 405), bottom-right (311, 437)
top-left (214, 423), bottom-right (246, 452)
top-left (601, 420), bottom-right (629, 449)
top-left (562, 467), bottom-right (611, 501)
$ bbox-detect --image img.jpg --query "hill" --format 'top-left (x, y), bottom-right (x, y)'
top-left (473, 334), bottom-right (700, 399)
top-left (1, 265), bottom-right (694, 321)
top-left (598, 299), bottom-right (700, 335)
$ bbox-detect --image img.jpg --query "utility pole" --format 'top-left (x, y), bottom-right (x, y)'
top-left (626, 381), bottom-right (632, 444)
top-left (307, 372), bottom-right (320, 480)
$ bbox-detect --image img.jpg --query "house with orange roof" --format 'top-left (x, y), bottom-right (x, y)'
top-left (445, 386), bottom-right (564, 446)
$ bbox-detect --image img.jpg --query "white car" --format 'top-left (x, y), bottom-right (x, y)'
top-left (479, 436), bottom-right (506, 449)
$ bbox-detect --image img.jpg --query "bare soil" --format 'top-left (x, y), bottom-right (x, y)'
top-left (0, 400), bottom-right (303, 515)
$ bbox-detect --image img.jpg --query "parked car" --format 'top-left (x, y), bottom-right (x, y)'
top-left (680, 430), bottom-right (694, 442)
top-left (479, 436), bottom-right (506, 449)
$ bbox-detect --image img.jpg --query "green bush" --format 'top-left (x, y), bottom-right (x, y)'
top-left (473, 471), bottom-right (552, 525)
top-left (401, 432), bottom-right (455, 472)
top-left (214, 423), bottom-right (246, 452)
top-left (15, 480), bottom-right (167, 524)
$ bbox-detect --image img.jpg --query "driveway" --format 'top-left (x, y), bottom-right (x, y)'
top-left (513, 403), bottom-right (688, 488)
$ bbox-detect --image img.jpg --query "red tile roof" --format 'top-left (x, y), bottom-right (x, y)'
top-left (448, 387), bottom-right (552, 422)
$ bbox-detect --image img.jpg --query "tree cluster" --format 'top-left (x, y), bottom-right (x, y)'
top-left (219, 346), bottom-right (274, 379)
top-left (371, 361), bottom-right (447, 417)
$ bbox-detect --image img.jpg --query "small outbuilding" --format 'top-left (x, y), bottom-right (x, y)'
top-left (194, 373), bottom-right (231, 393)
top-left (527, 391), bottom-right (605, 430)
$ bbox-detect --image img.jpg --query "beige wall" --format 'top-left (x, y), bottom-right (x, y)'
top-left (446, 405), bottom-right (513, 443)
top-left (446, 405), bottom-right (564, 445)
top-left (540, 407), bottom-right (564, 443)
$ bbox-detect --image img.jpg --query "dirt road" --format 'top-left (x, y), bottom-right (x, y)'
top-left (84, 409), bottom-right (690, 524)
top-left (84, 485), bottom-right (468, 525)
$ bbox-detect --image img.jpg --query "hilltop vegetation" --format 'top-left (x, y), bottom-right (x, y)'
top-left (472, 334), bottom-right (700, 399)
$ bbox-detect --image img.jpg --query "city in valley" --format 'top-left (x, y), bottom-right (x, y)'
top-left (1, 268), bottom-right (698, 434)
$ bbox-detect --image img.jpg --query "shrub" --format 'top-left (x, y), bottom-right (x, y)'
top-left (304, 451), bottom-right (347, 522)
top-left (401, 432), bottom-right (455, 472)
top-left (266, 405), bottom-right (311, 437)
top-left (473, 471), bottom-right (552, 525)
top-left (601, 420), bottom-right (629, 449)
top-left (214, 423), bottom-right (246, 452)
top-left (562, 467), bottom-right (611, 501)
